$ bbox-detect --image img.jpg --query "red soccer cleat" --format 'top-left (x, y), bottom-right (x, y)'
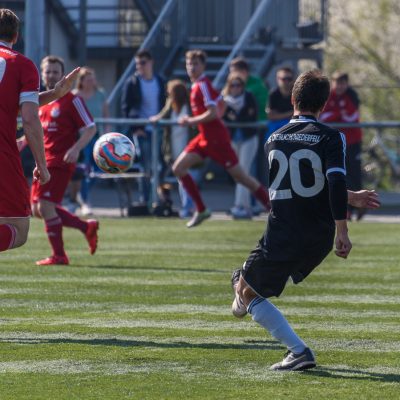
top-left (85, 219), bottom-right (99, 255)
top-left (36, 255), bottom-right (69, 266)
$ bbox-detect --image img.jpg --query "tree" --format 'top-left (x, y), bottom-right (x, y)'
top-left (325, 0), bottom-right (400, 120)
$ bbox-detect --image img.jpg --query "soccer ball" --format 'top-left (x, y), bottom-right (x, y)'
top-left (93, 132), bottom-right (135, 173)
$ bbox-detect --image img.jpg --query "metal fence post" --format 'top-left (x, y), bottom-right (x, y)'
top-left (151, 124), bottom-right (160, 206)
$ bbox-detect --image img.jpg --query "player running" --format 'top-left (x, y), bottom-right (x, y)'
top-left (231, 70), bottom-right (380, 371)
top-left (29, 55), bottom-right (98, 266)
top-left (173, 50), bottom-right (270, 228)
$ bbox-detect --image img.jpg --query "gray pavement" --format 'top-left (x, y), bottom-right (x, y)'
top-left (72, 179), bottom-right (400, 223)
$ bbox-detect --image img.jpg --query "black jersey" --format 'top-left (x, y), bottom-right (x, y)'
top-left (261, 115), bottom-right (347, 261)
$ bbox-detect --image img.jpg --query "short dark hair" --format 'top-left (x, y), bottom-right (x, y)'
top-left (135, 49), bottom-right (153, 60)
top-left (292, 70), bottom-right (330, 113)
top-left (185, 49), bottom-right (207, 64)
top-left (277, 66), bottom-right (294, 76)
top-left (332, 70), bottom-right (349, 82)
top-left (40, 55), bottom-right (65, 75)
top-left (230, 57), bottom-right (249, 72)
top-left (0, 8), bottom-right (19, 42)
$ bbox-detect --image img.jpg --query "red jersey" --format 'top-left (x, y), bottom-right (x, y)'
top-left (190, 75), bottom-right (230, 142)
top-left (39, 92), bottom-right (94, 170)
top-left (0, 44), bottom-right (39, 157)
top-left (0, 43), bottom-right (39, 217)
top-left (320, 88), bottom-right (362, 146)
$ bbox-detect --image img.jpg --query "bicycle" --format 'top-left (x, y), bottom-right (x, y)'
top-left (362, 128), bottom-right (400, 190)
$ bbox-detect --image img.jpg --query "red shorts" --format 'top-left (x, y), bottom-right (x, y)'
top-left (0, 153), bottom-right (31, 217)
top-left (31, 166), bottom-right (74, 204)
top-left (185, 134), bottom-right (238, 169)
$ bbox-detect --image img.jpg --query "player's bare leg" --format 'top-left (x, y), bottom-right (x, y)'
top-left (227, 164), bottom-right (271, 211)
top-left (235, 275), bottom-right (315, 371)
top-left (173, 152), bottom-right (211, 227)
top-left (0, 217), bottom-right (30, 250)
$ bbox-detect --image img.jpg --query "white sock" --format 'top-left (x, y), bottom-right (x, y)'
top-left (248, 297), bottom-right (306, 354)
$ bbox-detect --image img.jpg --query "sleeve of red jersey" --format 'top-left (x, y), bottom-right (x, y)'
top-left (71, 96), bottom-right (96, 130)
top-left (198, 80), bottom-right (219, 108)
top-left (19, 57), bottom-right (40, 105)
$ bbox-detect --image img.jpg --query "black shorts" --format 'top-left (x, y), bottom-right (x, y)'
top-left (241, 245), bottom-right (331, 298)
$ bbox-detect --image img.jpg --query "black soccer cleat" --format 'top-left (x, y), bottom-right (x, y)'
top-left (270, 348), bottom-right (316, 371)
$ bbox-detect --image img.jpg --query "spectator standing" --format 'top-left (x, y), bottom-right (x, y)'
top-left (229, 57), bottom-right (268, 122)
top-left (72, 67), bottom-right (110, 216)
top-left (150, 79), bottom-right (195, 218)
top-left (222, 73), bottom-right (258, 219)
top-left (229, 57), bottom-right (269, 197)
top-left (121, 49), bottom-right (166, 204)
top-left (320, 71), bottom-right (363, 220)
top-left (266, 67), bottom-right (295, 138)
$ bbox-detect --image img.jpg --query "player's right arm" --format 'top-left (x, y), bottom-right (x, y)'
top-left (39, 67), bottom-right (80, 106)
top-left (20, 102), bottom-right (50, 185)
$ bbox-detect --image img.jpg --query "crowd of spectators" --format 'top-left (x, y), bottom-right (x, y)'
top-left (40, 49), bottom-right (362, 220)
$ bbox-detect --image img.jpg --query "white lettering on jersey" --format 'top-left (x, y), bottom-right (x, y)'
top-left (269, 149), bottom-right (325, 200)
top-left (0, 57), bottom-right (6, 83)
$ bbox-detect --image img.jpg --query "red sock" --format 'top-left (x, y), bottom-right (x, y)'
top-left (0, 224), bottom-right (16, 251)
top-left (253, 185), bottom-right (271, 210)
top-left (45, 217), bottom-right (66, 257)
top-left (180, 174), bottom-right (206, 212)
top-left (56, 206), bottom-right (88, 233)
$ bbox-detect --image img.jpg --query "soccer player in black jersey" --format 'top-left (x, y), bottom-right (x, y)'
top-left (231, 70), bottom-right (380, 371)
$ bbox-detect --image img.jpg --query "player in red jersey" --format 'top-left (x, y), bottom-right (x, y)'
top-left (0, 9), bottom-right (50, 253)
top-left (30, 56), bottom-right (98, 266)
top-left (172, 50), bottom-right (270, 227)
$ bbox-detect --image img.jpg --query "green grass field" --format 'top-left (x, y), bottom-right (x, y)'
top-left (0, 218), bottom-right (399, 399)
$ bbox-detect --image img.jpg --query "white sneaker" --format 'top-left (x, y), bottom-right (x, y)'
top-left (186, 209), bottom-right (211, 228)
top-left (80, 203), bottom-right (93, 216)
top-left (231, 268), bottom-right (247, 318)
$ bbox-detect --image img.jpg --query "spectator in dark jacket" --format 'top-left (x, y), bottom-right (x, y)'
top-left (223, 73), bottom-right (258, 219)
top-left (121, 49), bottom-right (166, 203)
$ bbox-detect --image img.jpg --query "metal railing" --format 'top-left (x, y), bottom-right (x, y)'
top-left (92, 118), bottom-right (400, 206)
top-left (106, 0), bottom-right (182, 108)
top-left (213, 0), bottom-right (274, 89)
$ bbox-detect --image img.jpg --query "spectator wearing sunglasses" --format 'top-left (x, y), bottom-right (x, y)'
top-left (266, 67), bottom-right (295, 139)
top-left (121, 49), bottom-right (166, 204)
top-left (222, 73), bottom-right (258, 219)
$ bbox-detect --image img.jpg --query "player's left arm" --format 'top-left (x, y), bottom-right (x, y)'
top-left (64, 124), bottom-right (96, 163)
top-left (39, 68), bottom-right (80, 106)
top-left (347, 190), bottom-right (380, 209)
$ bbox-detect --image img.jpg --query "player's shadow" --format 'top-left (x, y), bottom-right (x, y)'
top-left (85, 264), bottom-right (228, 274)
top-left (304, 366), bottom-right (400, 384)
top-left (0, 337), bottom-right (281, 351)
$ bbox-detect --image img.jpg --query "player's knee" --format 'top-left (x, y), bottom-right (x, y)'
top-left (237, 277), bottom-right (257, 305)
top-left (12, 226), bottom-right (29, 249)
top-left (31, 203), bottom-right (42, 219)
top-left (172, 161), bottom-right (184, 177)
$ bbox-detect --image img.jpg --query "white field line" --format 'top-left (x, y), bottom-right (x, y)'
top-left (0, 332), bottom-right (399, 352)
top-left (0, 357), bottom-right (398, 380)
top-left (0, 316), bottom-right (399, 333)
top-left (1, 300), bottom-right (399, 319)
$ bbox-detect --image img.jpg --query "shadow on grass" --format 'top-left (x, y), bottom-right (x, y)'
top-left (304, 366), bottom-right (400, 383)
top-left (0, 337), bottom-right (281, 351)
top-left (84, 264), bottom-right (228, 274)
